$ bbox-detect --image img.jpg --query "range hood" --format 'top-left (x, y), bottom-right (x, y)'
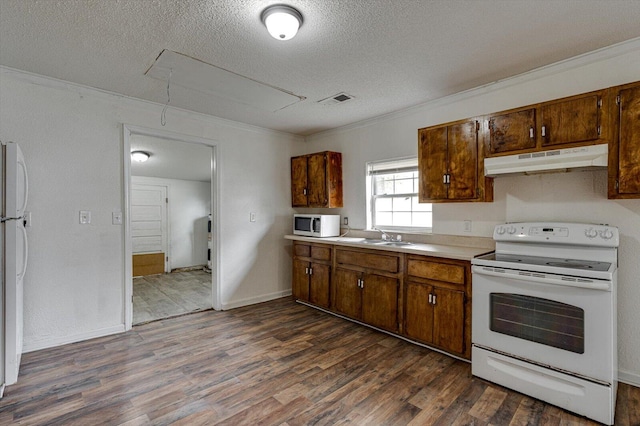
top-left (484, 144), bottom-right (608, 177)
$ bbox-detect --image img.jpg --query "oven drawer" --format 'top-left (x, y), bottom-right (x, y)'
top-left (472, 346), bottom-right (615, 425)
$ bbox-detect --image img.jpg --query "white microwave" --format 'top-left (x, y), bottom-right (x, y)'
top-left (293, 214), bottom-right (340, 237)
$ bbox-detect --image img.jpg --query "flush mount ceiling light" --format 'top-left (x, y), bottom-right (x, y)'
top-left (261, 4), bottom-right (303, 41)
top-left (131, 151), bottom-right (150, 162)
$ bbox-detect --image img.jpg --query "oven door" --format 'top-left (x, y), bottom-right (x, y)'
top-left (472, 265), bottom-right (615, 384)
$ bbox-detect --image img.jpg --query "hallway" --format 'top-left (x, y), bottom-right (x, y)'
top-left (133, 269), bottom-right (212, 324)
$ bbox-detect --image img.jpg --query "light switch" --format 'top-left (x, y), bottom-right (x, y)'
top-left (250, 212), bottom-right (256, 222)
top-left (79, 210), bottom-right (91, 224)
top-left (463, 220), bottom-right (472, 232)
top-left (112, 211), bottom-right (123, 225)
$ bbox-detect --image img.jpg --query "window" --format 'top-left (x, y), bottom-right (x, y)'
top-left (367, 158), bottom-right (432, 231)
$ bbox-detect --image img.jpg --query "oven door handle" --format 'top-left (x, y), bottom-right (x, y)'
top-left (472, 266), bottom-right (611, 291)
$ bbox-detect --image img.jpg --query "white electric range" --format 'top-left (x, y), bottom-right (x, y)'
top-left (471, 222), bottom-right (618, 425)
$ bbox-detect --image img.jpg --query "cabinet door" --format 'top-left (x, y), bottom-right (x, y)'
top-left (618, 86), bottom-right (640, 195)
top-left (447, 120), bottom-right (478, 200)
top-left (292, 259), bottom-right (310, 302)
top-left (361, 273), bottom-right (399, 332)
top-left (488, 108), bottom-right (537, 154)
top-left (333, 268), bottom-right (362, 320)
top-left (432, 287), bottom-right (465, 355)
top-left (418, 126), bottom-right (448, 201)
top-left (540, 94), bottom-right (602, 147)
top-left (307, 153), bottom-right (328, 207)
top-left (291, 156), bottom-right (308, 207)
top-left (309, 263), bottom-right (331, 308)
top-left (404, 281), bottom-right (434, 344)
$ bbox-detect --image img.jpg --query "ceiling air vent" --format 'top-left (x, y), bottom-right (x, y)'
top-left (318, 92), bottom-right (354, 105)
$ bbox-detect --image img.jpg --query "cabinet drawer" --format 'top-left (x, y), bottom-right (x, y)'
top-left (311, 245), bottom-right (331, 261)
top-left (293, 243), bottom-right (311, 257)
top-left (336, 249), bottom-right (399, 273)
top-left (407, 258), bottom-right (465, 285)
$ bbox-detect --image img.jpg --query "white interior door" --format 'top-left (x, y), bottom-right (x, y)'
top-left (131, 184), bottom-right (169, 272)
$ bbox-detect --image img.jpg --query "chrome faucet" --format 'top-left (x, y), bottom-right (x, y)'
top-left (373, 227), bottom-right (400, 242)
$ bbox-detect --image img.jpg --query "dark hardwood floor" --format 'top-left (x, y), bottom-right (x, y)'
top-left (1, 298), bottom-right (638, 425)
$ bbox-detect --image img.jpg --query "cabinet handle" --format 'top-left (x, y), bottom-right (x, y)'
top-left (433, 294), bottom-right (437, 305)
top-left (303, 188), bottom-right (307, 195)
top-left (443, 174), bottom-right (447, 184)
top-left (428, 294), bottom-right (432, 304)
top-left (305, 267), bottom-right (309, 275)
top-left (529, 126), bottom-right (534, 139)
top-left (541, 125), bottom-right (546, 138)
top-left (361, 279), bottom-right (364, 289)
top-left (309, 267), bottom-right (313, 275)
top-left (447, 174), bottom-right (450, 184)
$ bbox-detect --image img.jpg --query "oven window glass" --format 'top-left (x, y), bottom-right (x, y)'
top-left (490, 293), bottom-right (584, 354)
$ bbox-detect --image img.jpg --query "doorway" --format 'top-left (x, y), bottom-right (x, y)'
top-left (123, 125), bottom-right (219, 329)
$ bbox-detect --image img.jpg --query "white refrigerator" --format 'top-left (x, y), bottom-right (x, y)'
top-left (1, 141), bottom-right (28, 395)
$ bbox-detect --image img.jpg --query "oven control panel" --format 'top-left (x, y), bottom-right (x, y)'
top-left (493, 222), bottom-right (619, 247)
top-left (529, 226), bottom-right (569, 237)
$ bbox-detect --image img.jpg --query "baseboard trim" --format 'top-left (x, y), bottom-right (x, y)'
top-left (619, 369), bottom-right (640, 388)
top-left (23, 324), bottom-right (126, 353)
top-left (221, 290), bottom-right (292, 310)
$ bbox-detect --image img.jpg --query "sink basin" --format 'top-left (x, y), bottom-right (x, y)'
top-left (360, 239), bottom-right (387, 244)
top-left (359, 239), bottom-right (412, 246)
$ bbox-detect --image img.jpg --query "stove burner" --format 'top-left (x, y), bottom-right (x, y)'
top-left (546, 261), bottom-right (593, 269)
top-left (478, 253), bottom-right (613, 273)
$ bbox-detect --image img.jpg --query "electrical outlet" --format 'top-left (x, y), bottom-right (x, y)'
top-left (343, 217), bottom-right (348, 226)
top-left (463, 220), bottom-right (472, 232)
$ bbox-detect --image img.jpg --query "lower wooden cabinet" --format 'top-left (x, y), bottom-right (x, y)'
top-left (334, 267), bottom-right (399, 333)
top-left (402, 255), bottom-right (470, 358)
top-left (404, 281), bottom-right (465, 355)
top-left (291, 241), bottom-right (472, 360)
top-left (292, 242), bottom-right (331, 308)
top-left (333, 248), bottom-right (401, 333)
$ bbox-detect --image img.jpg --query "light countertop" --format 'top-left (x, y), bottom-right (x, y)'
top-left (285, 234), bottom-right (494, 261)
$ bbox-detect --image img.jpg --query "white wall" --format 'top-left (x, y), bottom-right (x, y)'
top-left (304, 39), bottom-right (640, 386)
top-left (132, 176), bottom-right (211, 270)
top-left (0, 67), bottom-right (298, 351)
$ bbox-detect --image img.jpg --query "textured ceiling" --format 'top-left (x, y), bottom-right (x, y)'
top-left (1, 0), bottom-right (640, 136)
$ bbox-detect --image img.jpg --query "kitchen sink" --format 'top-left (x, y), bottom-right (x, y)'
top-left (360, 239), bottom-right (412, 246)
top-left (360, 239), bottom-right (387, 244)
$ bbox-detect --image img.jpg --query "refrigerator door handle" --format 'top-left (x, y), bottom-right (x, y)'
top-left (18, 154), bottom-right (29, 215)
top-left (18, 222), bottom-right (28, 280)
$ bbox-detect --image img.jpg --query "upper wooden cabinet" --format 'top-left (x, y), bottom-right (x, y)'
top-left (609, 81), bottom-right (640, 198)
top-left (291, 151), bottom-right (343, 208)
top-left (485, 90), bottom-right (610, 157)
top-left (540, 93), bottom-right (605, 147)
top-left (418, 119), bottom-right (493, 203)
top-left (488, 108), bottom-right (537, 155)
